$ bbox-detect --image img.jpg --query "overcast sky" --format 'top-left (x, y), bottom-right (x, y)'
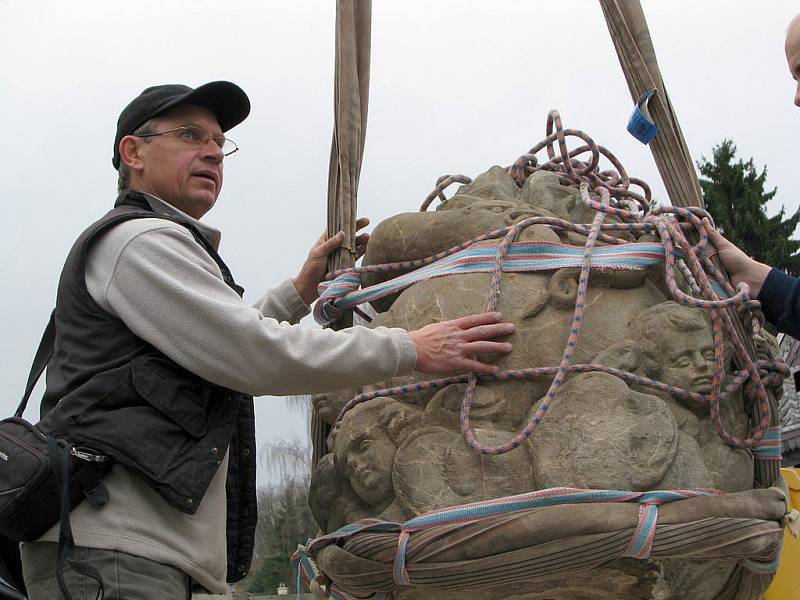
top-left (2, 1), bottom-right (798, 485)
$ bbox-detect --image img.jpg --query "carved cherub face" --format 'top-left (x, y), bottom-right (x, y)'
top-left (333, 400), bottom-right (401, 507)
top-left (629, 301), bottom-right (718, 412)
top-left (339, 423), bottom-right (395, 506)
top-left (659, 328), bottom-right (716, 396)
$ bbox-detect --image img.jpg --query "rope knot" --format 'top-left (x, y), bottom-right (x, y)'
top-left (743, 359), bottom-right (791, 408)
top-left (313, 272), bottom-right (362, 326)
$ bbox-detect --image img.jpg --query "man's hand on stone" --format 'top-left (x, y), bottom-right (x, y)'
top-left (409, 312), bottom-right (515, 375)
top-left (705, 220), bottom-right (771, 298)
top-left (293, 217), bottom-right (370, 305)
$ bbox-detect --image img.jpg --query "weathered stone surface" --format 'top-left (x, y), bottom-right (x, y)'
top-left (311, 389), bottom-right (352, 427)
top-left (393, 426), bottom-right (535, 514)
top-left (309, 168), bottom-right (757, 599)
top-left (519, 169), bottom-right (596, 224)
top-left (527, 371), bottom-right (678, 490)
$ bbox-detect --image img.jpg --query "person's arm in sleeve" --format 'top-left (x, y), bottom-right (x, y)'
top-left (250, 279), bottom-right (309, 326)
top-left (755, 268), bottom-right (800, 339)
top-left (707, 225), bottom-right (800, 337)
top-left (87, 221), bottom-right (413, 396)
top-left (87, 220), bottom-right (514, 397)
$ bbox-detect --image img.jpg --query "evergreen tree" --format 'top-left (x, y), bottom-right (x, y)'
top-left (698, 139), bottom-right (800, 275)
top-left (247, 549), bottom-right (292, 595)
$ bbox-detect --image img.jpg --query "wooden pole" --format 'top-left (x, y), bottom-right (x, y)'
top-left (312, 0), bottom-right (372, 469)
top-left (599, 0), bottom-right (781, 488)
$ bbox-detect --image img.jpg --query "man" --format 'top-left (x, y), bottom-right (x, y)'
top-left (21, 81), bottom-right (514, 599)
top-left (707, 13), bottom-right (800, 338)
top-left (788, 13), bottom-right (800, 107)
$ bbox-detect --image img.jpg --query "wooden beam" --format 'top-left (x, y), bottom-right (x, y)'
top-left (313, 0), bottom-right (372, 469)
top-left (599, 0), bottom-right (781, 487)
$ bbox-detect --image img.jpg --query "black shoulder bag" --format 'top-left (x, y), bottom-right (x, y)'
top-left (0, 312), bottom-right (112, 600)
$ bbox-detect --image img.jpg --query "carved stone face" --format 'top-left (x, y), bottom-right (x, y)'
top-left (633, 305), bottom-right (718, 416)
top-left (334, 408), bottom-right (397, 506)
top-left (659, 327), bottom-right (716, 398)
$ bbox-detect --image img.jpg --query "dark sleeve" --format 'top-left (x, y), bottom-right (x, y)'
top-left (757, 267), bottom-right (800, 338)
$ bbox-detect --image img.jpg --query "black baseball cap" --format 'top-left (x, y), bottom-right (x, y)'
top-left (112, 81), bottom-right (250, 169)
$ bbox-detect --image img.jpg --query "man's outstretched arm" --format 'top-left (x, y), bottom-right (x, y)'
top-left (87, 219), bottom-right (513, 396)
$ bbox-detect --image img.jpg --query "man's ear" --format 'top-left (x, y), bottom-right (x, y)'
top-left (118, 135), bottom-right (145, 172)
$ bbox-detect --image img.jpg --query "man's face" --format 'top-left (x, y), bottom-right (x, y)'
top-left (786, 18), bottom-right (800, 107)
top-left (129, 104), bottom-right (225, 219)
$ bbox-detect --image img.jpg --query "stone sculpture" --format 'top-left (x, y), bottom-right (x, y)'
top-left (308, 165), bottom-right (761, 599)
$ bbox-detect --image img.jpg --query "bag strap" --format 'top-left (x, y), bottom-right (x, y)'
top-left (49, 438), bottom-right (104, 600)
top-left (15, 311), bottom-right (56, 419)
top-left (22, 317), bottom-right (107, 600)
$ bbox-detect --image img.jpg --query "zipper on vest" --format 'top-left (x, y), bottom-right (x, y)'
top-left (71, 447), bottom-right (109, 462)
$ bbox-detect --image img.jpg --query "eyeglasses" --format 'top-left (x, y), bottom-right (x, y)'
top-left (135, 125), bottom-right (239, 156)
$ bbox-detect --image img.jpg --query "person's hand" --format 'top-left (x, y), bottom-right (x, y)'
top-left (408, 312), bottom-right (515, 375)
top-left (293, 217), bottom-right (370, 305)
top-left (705, 220), bottom-right (771, 298)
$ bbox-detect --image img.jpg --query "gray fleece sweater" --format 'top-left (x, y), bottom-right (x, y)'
top-left (36, 195), bottom-right (416, 593)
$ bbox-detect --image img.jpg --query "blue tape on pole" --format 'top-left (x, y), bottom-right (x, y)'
top-left (627, 89), bottom-right (658, 144)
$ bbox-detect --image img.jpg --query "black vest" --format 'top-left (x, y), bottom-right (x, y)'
top-left (39, 190), bottom-right (256, 582)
